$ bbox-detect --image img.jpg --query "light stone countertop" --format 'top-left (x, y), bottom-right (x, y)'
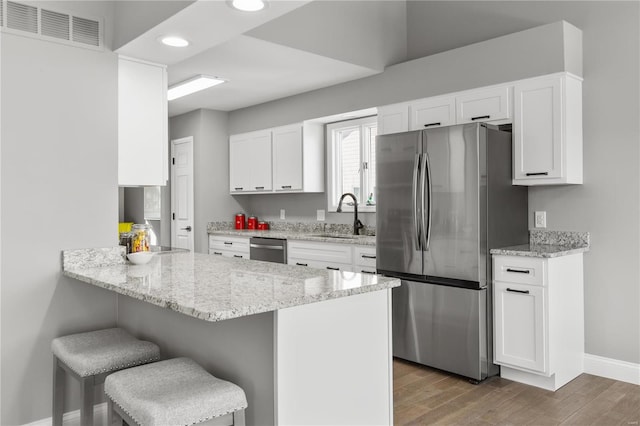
top-left (490, 230), bottom-right (590, 258)
top-left (207, 228), bottom-right (376, 246)
top-left (62, 248), bottom-right (398, 322)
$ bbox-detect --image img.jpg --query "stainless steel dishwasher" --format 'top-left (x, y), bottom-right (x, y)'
top-left (249, 237), bottom-right (287, 263)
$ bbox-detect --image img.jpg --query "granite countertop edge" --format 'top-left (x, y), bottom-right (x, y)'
top-left (490, 244), bottom-right (590, 258)
top-left (208, 229), bottom-right (376, 246)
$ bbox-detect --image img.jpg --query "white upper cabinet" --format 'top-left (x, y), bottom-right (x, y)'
top-left (409, 95), bottom-right (456, 130)
top-left (230, 122), bottom-right (323, 195)
top-left (118, 56), bottom-right (168, 186)
top-left (229, 130), bottom-right (272, 193)
top-left (377, 103), bottom-right (409, 135)
top-left (513, 73), bottom-right (583, 185)
top-left (456, 86), bottom-right (511, 124)
top-left (273, 124), bottom-right (303, 191)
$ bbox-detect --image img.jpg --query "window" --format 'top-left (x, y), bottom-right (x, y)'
top-left (326, 116), bottom-right (377, 212)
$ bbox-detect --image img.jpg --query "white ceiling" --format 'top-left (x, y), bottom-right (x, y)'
top-left (115, 0), bottom-right (404, 116)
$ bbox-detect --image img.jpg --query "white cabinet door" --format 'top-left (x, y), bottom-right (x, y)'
top-left (273, 124), bottom-right (303, 191)
top-left (494, 281), bottom-right (547, 373)
top-left (513, 73), bottom-right (582, 185)
top-left (377, 103), bottom-right (409, 135)
top-left (118, 57), bottom-right (168, 186)
top-left (409, 96), bottom-right (456, 130)
top-left (456, 86), bottom-right (511, 124)
top-left (229, 130), bottom-right (272, 193)
top-left (513, 76), bottom-right (562, 181)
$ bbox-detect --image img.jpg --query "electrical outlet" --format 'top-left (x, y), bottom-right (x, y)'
top-left (280, 209), bottom-right (286, 220)
top-left (534, 211), bottom-right (547, 228)
top-left (317, 209), bottom-right (325, 221)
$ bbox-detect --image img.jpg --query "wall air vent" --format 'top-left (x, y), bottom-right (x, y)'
top-left (41, 9), bottom-right (70, 41)
top-left (0, 1), bottom-right (103, 50)
top-left (7, 1), bottom-right (37, 33)
top-left (72, 16), bottom-right (99, 46)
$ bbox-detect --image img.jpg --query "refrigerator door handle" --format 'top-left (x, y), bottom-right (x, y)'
top-left (421, 153), bottom-right (432, 250)
top-left (413, 153), bottom-right (422, 250)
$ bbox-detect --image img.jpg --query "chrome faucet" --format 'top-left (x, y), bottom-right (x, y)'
top-left (337, 193), bottom-right (365, 235)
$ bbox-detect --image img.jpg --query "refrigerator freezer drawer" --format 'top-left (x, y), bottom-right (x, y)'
top-left (392, 280), bottom-right (487, 381)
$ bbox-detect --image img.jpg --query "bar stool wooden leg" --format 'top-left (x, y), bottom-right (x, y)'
top-left (52, 356), bottom-right (65, 426)
top-left (79, 375), bottom-right (94, 426)
top-left (233, 409), bottom-right (246, 426)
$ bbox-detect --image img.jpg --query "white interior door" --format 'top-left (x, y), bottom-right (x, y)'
top-left (171, 137), bottom-right (194, 251)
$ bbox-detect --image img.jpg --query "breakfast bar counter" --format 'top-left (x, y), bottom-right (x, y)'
top-left (62, 247), bottom-right (399, 425)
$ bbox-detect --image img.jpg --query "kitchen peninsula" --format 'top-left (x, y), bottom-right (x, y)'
top-left (62, 247), bottom-right (399, 425)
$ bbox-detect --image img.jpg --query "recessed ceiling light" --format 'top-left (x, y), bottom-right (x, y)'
top-left (230, 0), bottom-right (266, 12)
top-left (160, 36), bottom-right (189, 48)
top-left (168, 76), bottom-right (226, 101)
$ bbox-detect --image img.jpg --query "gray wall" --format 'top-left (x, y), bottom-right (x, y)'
top-left (169, 109), bottom-right (247, 253)
top-left (1, 15), bottom-right (119, 426)
top-left (228, 5), bottom-right (639, 366)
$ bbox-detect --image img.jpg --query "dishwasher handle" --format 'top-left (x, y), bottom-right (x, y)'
top-left (249, 243), bottom-right (284, 250)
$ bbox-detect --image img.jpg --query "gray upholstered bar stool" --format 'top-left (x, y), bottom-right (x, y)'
top-left (52, 327), bottom-right (160, 426)
top-left (105, 357), bottom-right (248, 426)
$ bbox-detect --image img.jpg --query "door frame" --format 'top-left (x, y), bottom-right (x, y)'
top-left (170, 136), bottom-right (194, 251)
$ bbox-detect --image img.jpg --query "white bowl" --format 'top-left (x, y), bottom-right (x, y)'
top-left (127, 251), bottom-right (155, 265)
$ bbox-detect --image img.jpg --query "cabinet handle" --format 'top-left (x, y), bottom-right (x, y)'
top-left (525, 172), bottom-right (549, 176)
top-left (255, 186), bottom-right (264, 190)
top-left (471, 115), bottom-right (490, 121)
top-left (361, 270), bottom-right (376, 274)
top-left (281, 185), bottom-right (292, 189)
top-left (233, 255), bottom-right (243, 258)
top-left (361, 254), bottom-right (376, 259)
top-left (326, 266), bottom-right (340, 271)
top-left (506, 288), bottom-right (530, 294)
top-left (424, 122), bottom-right (441, 128)
top-left (506, 268), bottom-right (530, 274)
top-left (234, 187), bottom-right (243, 191)
top-left (213, 252), bottom-right (222, 255)
top-left (224, 242), bottom-right (233, 245)
top-left (296, 262), bottom-right (308, 267)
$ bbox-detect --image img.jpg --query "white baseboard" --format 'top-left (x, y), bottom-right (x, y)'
top-left (584, 353), bottom-right (640, 385)
top-left (23, 402), bottom-right (108, 426)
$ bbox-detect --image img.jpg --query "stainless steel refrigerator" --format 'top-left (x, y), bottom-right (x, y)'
top-left (376, 123), bottom-right (528, 382)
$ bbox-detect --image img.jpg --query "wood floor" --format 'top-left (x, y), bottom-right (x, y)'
top-left (393, 358), bottom-right (640, 425)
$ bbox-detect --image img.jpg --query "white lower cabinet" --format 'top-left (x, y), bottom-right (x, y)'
top-left (493, 253), bottom-right (584, 391)
top-left (208, 235), bottom-right (250, 259)
top-left (288, 241), bottom-right (377, 273)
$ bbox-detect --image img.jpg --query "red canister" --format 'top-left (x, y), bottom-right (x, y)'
top-left (247, 216), bottom-right (258, 230)
top-left (235, 213), bottom-right (246, 230)
top-left (257, 221), bottom-right (269, 230)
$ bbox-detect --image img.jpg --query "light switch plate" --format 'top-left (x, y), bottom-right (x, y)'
top-left (280, 209), bottom-right (286, 220)
top-left (317, 209), bottom-right (325, 221)
top-left (534, 211), bottom-right (547, 228)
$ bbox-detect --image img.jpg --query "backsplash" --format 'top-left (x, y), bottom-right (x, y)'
top-left (207, 221), bottom-right (376, 236)
top-left (529, 230), bottom-right (590, 247)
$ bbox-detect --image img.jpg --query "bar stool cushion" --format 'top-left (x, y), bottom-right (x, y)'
top-left (51, 328), bottom-right (160, 377)
top-left (105, 357), bottom-right (248, 426)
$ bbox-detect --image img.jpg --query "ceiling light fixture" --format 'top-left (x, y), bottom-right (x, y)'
top-left (168, 75), bottom-right (226, 101)
top-left (160, 36), bottom-right (189, 47)
top-left (230, 0), bottom-right (266, 12)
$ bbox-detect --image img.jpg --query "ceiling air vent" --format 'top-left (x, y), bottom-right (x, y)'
top-left (41, 9), bottom-right (70, 41)
top-left (7, 1), bottom-right (37, 34)
top-left (72, 16), bottom-right (99, 47)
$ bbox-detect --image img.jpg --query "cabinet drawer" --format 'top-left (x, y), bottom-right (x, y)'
top-left (288, 241), bottom-right (353, 264)
top-left (354, 246), bottom-right (377, 268)
top-left (289, 257), bottom-right (353, 272)
top-left (209, 249), bottom-right (248, 259)
top-left (456, 86), bottom-right (511, 124)
top-left (209, 235), bottom-right (250, 254)
top-left (494, 256), bottom-right (545, 286)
